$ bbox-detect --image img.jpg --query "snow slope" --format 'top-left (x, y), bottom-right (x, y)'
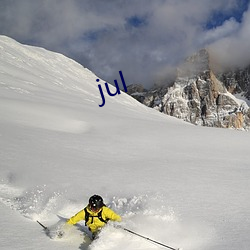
top-left (0, 35), bottom-right (250, 250)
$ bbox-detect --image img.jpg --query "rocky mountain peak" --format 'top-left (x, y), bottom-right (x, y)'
top-left (127, 49), bottom-right (250, 130)
top-left (177, 49), bottom-right (210, 78)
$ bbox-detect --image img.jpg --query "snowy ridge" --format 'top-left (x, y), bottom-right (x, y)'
top-left (0, 36), bottom-right (250, 250)
top-left (0, 35), bottom-right (144, 112)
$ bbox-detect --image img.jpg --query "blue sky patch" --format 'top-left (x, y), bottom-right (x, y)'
top-left (206, 0), bottom-right (249, 29)
top-left (126, 15), bottom-right (148, 28)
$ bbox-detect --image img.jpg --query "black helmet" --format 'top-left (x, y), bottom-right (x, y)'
top-left (89, 195), bottom-right (104, 210)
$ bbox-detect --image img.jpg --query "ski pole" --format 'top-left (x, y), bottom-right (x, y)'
top-left (122, 227), bottom-right (180, 250)
top-left (37, 220), bottom-right (48, 231)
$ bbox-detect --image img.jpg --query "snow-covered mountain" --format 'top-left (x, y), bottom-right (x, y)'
top-left (0, 36), bottom-right (250, 250)
top-left (128, 49), bottom-right (250, 130)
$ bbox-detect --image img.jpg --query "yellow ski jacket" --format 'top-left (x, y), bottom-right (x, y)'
top-left (67, 206), bottom-right (121, 233)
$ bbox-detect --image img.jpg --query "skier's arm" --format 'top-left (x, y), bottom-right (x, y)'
top-left (67, 209), bottom-right (85, 225)
top-left (104, 207), bottom-right (122, 222)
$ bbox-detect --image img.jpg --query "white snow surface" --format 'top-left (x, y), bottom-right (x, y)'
top-left (0, 35), bottom-right (250, 250)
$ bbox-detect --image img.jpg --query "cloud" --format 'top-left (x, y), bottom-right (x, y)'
top-left (209, 4), bottom-right (250, 69)
top-left (0, 0), bottom-right (249, 88)
top-left (200, 18), bottom-right (240, 45)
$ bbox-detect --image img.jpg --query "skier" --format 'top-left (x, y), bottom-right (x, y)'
top-left (66, 194), bottom-right (121, 239)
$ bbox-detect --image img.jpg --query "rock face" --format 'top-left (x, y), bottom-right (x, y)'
top-left (128, 49), bottom-right (250, 130)
top-left (217, 66), bottom-right (250, 100)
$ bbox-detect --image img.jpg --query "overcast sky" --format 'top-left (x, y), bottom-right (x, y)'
top-left (0, 0), bottom-right (249, 88)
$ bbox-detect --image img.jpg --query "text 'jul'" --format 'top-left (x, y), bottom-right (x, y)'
top-left (96, 71), bottom-right (128, 107)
